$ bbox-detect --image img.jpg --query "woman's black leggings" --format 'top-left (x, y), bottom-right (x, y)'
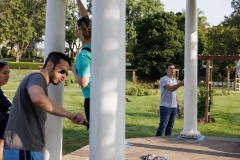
top-left (84, 98), bottom-right (90, 130)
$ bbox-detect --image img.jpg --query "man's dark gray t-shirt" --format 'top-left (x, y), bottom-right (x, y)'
top-left (4, 73), bottom-right (47, 151)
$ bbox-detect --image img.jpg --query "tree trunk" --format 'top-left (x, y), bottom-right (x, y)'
top-left (15, 52), bottom-right (22, 62)
top-left (15, 42), bottom-right (27, 62)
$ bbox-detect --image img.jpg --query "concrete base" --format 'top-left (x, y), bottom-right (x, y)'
top-left (180, 130), bottom-right (201, 139)
top-left (63, 136), bottom-right (240, 160)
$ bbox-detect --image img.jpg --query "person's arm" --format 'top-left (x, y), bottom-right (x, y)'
top-left (164, 79), bottom-right (184, 92)
top-left (0, 91), bottom-right (10, 122)
top-left (76, 0), bottom-right (88, 17)
top-left (72, 64), bottom-right (89, 88)
top-left (28, 85), bottom-right (88, 124)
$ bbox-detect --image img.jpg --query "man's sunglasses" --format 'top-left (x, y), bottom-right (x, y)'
top-left (59, 69), bottom-right (68, 77)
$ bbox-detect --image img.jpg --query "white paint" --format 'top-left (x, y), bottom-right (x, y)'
top-left (90, 0), bottom-right (126, 159)
top-left (237, 60), bottom-right (240, 80)
top-left (180, 0), bottom-right (201, 139)
top-left (43, 0), bottom-right (66, 159)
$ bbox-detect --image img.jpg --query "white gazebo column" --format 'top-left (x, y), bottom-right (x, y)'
top-left (180, 0), bottom-right (201, 138)
top-left (43, 0), bottom-right (66, 159)
top-left (90, 0), bottom-right (126, 159)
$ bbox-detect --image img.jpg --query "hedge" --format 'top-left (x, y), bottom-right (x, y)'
top-left (7, 62), bottom-right (44, 69)
top-left (7, 62), bottom-right (73, 70)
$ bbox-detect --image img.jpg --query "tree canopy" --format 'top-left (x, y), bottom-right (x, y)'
top-left (65, 0), bottom-right (80, 59)
top-left (132, 11), bottom-right (184, 78)
top-left (0, 0), bottom-right (239, 82)
top-left (0, 0), bottom-right (46, 61)
top-left (126, 0), bottom-right (164, 52)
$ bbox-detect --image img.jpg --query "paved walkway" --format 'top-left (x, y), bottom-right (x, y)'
top-left (62, 136), bottom-right (240, 160)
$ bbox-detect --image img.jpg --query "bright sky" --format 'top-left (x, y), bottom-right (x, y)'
top-left (161, 0), bottom-right (233, 27)
top-left (82, 0), bottom-right (233, 27)
top-left (82, 0), bottom-right (87, 10)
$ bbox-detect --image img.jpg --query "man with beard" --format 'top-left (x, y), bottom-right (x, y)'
top-left (3, 52), bottom-right (88, 159)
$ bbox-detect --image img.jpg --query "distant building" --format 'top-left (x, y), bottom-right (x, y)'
top-left (35, 36), bottom-right (69, 56)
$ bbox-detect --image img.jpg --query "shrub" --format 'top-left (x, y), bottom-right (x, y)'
top-left (11, 50), bottom-right (17, 58)
top-left (132, 76), bottom-right (138, 84)
top-left (32, 49), bottom-right (37, 58)
top-left (22, 51), bottom-right (27, 58)
top-left (70, 78), bottom-right (75, 84)
top-left (147, 83), bottom-right (154, 89)
top-left (38, 55), bottom-right (44, 60)
top-left (153, 80), bottom-right (160, 89)
top-left (0, 58), bottom-right (15, 62)
top-left (1, 46), bottom-right (8, 57)
top-left (136, 86), bottom-right (145, 96)
top-left (137, 80), bottom-right (160, 90)
top-left (20, 58), bottom-right (36, 62)
top-left (126, 86), bottom-right (138, 96)
top-left (144, 89), bottom-right (152, 95)
top-left (126, 52), bottom-right (134, 63)
top-left (197, 82), bottom-right (214, 119)
top-left (197, 84), bottom-right (207, 119)
top-left (64, 79), bottom-right (70, 86)
top-left (26, 51), bottom-right (31, 58)
top-left (126, 85), bottom-right (152, 96)
top-left (7, 62), bottom-right (44, 69)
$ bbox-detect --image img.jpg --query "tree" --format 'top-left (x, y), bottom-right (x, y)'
top-left (86, 0), bottom-right (92, 15)
top-left (23, 0), bottom-right (46, 50)
top-left (222, 1), bottom-right (240, 52)
top-left (132, 11), bottom-right (184, 78)
top-left (11, 50), bottom-right (17, 58)
top-left (4, 0), bottom-right (34, 62)
top-left (197, 9), bottom-right (210, 29)
top-left (66, 0), bottom-right (79, 60)
top-left (206, 25), bottom-right (239, 55)
top-left (175, 10), bottom-right (210, 80)
top-left (204, 0), bottom-right (240, 81)
top-left (223, 1), bottom-right (240, 28)
top-left (205, 25), bottom-right (238, 80)
top-left (126, 0), bottom-right (164, 52)
top-left (231, 0), bottom-right (240, 15)
top-left (32, 48), bottom-right (37, 58)
top-left (175, 12), bottom-right (185, 31)
top-left (27, 51), bottom-right (31, 58)
top-left (0, 46), bottom-right (8, 58)
top-left (0, 0), bottom-right (46, 62)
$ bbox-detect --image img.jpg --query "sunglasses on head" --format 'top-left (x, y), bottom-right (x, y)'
top-left (59, 69), bottom-right (68, 77)
top-left (77, 16), bottom-right (83, 21)
top-left (77, 16), bottom-right (88, 25)
top-left (0, 60), bottom-right (7, 64)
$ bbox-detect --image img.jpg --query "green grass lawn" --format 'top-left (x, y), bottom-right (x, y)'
top-left (2, 69), bottom-right (240, 155)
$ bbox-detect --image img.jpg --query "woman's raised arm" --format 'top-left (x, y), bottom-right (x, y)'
top-left (76, 0), bottom-right (88, 17)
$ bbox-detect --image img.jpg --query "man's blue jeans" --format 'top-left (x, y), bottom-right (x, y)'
top-left (156, 106), bottom-right (177, 136)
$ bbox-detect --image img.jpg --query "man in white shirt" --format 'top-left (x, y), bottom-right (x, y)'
top-left (156, 64), bottom-right (184, 136)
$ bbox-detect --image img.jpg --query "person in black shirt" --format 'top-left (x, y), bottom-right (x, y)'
top-left (0, 61), bottom-right (11, 160)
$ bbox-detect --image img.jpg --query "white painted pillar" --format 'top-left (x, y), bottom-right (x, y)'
top-left (180, 0), bottom-right (201, 138)
top-left (43, 0), bottom-right (66, 159)
top-left (90, 0), bottom-right (126, 159)
top-left (237, 60), bottom-right (240, 80)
